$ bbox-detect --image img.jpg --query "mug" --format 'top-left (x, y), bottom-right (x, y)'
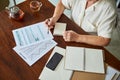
top-left (30, 0), bottom-right (42, 12)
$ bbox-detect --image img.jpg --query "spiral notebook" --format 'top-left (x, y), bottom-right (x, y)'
top-left (65, 46), bottom-right (105, 74)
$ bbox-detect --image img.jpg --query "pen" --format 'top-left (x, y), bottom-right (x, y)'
top-left (47, 18), bottom-right (50, 34)
top-left (47, 27), bottom-right (49, 34)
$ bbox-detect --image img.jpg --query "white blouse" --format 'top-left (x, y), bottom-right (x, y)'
top-left (62, 0), bottom-right (117, 38)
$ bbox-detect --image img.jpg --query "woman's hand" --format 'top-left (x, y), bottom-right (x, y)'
top-left (45, 17), bottom-right (58, 29)
top-left (63, 30), bottom-right (80, 42)
top-left (44, 0), bottom-right (65, 29)
top-left (63, 30), bottom-right (110, 46)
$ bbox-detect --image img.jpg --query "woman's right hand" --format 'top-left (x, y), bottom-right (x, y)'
top-left (45, 17), bottom-right (58, 29)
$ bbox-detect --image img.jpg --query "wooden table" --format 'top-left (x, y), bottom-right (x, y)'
top-left (0, 0), bottom-right (120, 80)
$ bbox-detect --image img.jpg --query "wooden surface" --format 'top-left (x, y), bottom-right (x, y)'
top-left (0, 0), bottom-right (120, 80)
top-left (0, 0), bottom-right (9, 11)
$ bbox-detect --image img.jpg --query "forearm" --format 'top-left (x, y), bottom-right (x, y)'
top-left (52, 0), bottom-right (65, 21)
top-left (77, 35), bottom-right (110, 46)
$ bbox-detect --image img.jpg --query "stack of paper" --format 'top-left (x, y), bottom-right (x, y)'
top-left (105, 65), bottom-right (120, 80)
top-left (65, 46), bottom-right (105, 74)
top-left (12, 22), bottom-right (57, 66)
top-left (39, 46), bottom-right (73, 80)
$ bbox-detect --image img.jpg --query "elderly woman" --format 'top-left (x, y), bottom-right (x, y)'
top-left (45, 0), bottom-right (117, 46)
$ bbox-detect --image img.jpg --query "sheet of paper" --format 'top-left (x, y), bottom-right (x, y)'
top-left (13, 40), bottom-right (57, 66)
top-left (65, 46), bottom-right (85, 71)
top-left (85, 48), bottom-right (105, 74)
top-left (12, 22), bottom-right (53, 46)
top-left (105, 66), bottom-right (120, 80)
top-left (53, 22), bottom-right (66, 36)
top-left (39, 46), bottom-right (73, 80)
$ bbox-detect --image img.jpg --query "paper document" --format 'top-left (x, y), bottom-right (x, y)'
top-left (12, 22), bottom-right (57, 66)
top-left (65, 46), bottom-right (105, 74)
top-left (12, 22), bottom-right (53, 46)
top-left (13, 40), bottom-right (57, 66)
top-left (53, 22), bottom-right (66, 36)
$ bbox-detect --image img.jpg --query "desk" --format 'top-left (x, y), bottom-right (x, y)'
top-left (0, 0), bottom-right (120, 80)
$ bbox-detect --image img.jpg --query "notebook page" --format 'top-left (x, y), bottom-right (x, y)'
top-left (85, 48), bottom-right (105, 74)
top-left (65, 46), bottom-right (85, 71)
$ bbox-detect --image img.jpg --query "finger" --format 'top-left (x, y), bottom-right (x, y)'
top-left (63, 31), bottom-right (70, 41)
top-left (44, 18), bottom-right (53, 29)
top-left (63, 31), bottom-right (68, 37)
top-left (48, 20), bottom-right (52, 26)
top-left (66, 32), bottom-right (71, 41)
top-left (63, 31), bottom-right (67, 39)
top-left (49, 26), bottom-right (54, 29)
top-left (45, 19), bottom-right (49, 24)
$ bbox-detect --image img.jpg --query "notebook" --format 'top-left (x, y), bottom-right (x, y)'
top-left (39, 46), bottom-right (73, 80)
top-left (65, 46), bottom-right (105, 74)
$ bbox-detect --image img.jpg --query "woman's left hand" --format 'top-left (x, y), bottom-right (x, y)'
top-left (63, 30), bottom-right (80, 42)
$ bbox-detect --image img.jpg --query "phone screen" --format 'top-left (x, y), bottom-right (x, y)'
top-left (46, 52), bottom-right (63, 70)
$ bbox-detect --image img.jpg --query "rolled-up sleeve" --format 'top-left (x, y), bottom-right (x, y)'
top-left (97, 6), bottom-right (117, 38)
top-left (61, 0), bottom-right (73, 9)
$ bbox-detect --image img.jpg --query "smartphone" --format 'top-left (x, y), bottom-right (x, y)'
top-left (46, 52), bottom-right (63, 70)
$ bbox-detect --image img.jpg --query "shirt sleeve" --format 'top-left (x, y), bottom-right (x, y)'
top-left (61, 0), bottom-right (74, 9)
top-left (97, 5), bottom-right (117, 38)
